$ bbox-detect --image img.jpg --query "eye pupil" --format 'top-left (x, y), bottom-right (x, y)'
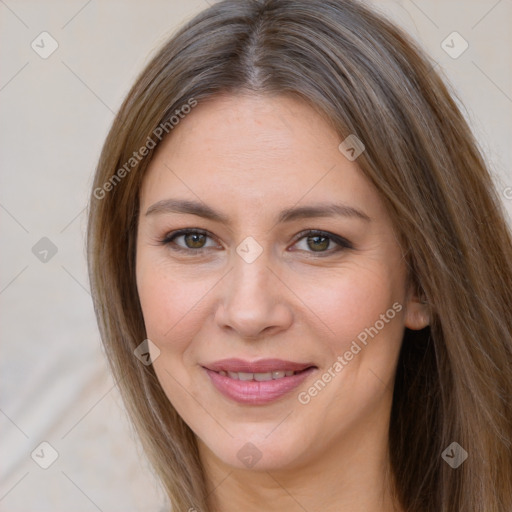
top-left (307, 235), bottom-right (329, 251)
top-left (185, 233), bottom-right (206, 248)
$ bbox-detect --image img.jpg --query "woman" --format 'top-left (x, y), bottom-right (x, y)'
top-left (87, 0), bottom-right (512, 510)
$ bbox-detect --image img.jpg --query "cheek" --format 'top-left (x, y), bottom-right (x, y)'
top-left (136, 253), bottom-right (214, 351)
top-left (293, 261), bottom-right (404, 355)
top-left (294, 266), bottom-right (405, 434)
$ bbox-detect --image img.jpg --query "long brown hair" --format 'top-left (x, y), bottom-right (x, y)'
top-left (86, 1), bottom-right (512, 510)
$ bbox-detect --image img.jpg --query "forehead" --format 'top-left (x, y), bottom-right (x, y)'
top-left (152, 93), bottom-right (338, 171)
top-left (140, 93), bottom-right (385, 222)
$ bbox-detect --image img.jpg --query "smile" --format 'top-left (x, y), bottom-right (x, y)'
top-left (218, 370), bottom-right (296, 381)
top-left (202, 358), bottom-right (317, 405)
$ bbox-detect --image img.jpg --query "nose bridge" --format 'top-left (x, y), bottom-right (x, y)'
top-left (229, 244), bottom-right (274, 308)
top-left (230, 233), bottom-right (272, 291)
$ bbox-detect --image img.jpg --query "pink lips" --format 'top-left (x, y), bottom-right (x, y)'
top-left (202, 358), bottom-right (317, 405)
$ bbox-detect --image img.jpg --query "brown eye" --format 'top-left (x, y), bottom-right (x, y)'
top-left (184, 232), bottom-right (207, 249)
top-left (161, 229), bottom-right (218, 252)
top-left (306, 235), bottom-right (330, 252)
top-left (292, 229), bottom-right (353, 256)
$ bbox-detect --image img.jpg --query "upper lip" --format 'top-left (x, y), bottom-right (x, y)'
top-left (203, 358), bottom-right (316, 373)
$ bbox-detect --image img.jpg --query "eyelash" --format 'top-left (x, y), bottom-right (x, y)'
top-left (158, 228), bottom-right (353, 257)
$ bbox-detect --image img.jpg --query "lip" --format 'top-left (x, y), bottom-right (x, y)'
top-left (203, 358), bottom-right (315, 373)
top-left (202, 359), bottom-right (317, 405)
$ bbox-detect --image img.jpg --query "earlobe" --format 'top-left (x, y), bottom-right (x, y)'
top-left (404, 294), bottom-right (430, 330)
top-left (404, 277), bottom-right (430, 331)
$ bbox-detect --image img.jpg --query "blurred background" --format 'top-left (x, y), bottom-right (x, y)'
top-left (1, 0), bottom-right (511, 510)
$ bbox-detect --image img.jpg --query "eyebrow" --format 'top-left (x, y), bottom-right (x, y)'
top-left (145, 198), bottom-right (371, 223)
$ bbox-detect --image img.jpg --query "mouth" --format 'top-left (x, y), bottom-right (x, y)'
top-left (216, 369), bottom-right (303, 381)
top-left (202, 358), bottom-right (317, 405)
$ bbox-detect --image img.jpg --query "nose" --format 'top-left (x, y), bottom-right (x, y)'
top-left (214, 251), bottom-right (294, 339)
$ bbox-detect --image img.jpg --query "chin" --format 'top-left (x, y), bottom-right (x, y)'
top-left (202, 427), bottom-right (314, 472)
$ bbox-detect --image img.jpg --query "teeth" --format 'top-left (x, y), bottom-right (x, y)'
top-left (220, 370), bottom-right (298, 381)
top-left (254, 372), bottom-right (273, 381)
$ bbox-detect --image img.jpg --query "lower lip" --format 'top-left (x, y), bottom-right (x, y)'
top-left (203, 367), bottom-right (316, 405)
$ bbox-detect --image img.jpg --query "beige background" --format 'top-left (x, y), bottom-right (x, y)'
top-left (1, 1), bottom-right (511, 511)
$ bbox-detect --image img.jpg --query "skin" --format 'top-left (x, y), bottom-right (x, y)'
top-left (136, 93), bottom-right (429, 512)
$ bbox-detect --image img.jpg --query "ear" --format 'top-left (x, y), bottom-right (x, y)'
top-left (404, 281), bottom-right (430, 330)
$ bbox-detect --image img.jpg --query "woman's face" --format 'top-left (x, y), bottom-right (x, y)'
top-left (136, 93), bottom-right (428, 472)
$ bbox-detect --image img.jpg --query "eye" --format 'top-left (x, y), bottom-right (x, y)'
top-left (159, 228), bottom-right (353, 257)
top-left (291, 229), bottom-right (353, 255)
top-left (160, 229), bottom-right (219, 253)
